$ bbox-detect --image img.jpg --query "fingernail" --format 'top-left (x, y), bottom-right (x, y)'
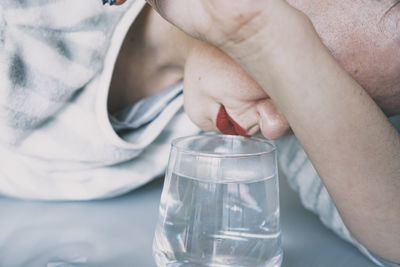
top-left (216, 105), bottom-right (250, 137)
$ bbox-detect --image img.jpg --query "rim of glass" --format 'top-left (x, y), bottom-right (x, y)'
top-left (171, 134), bottom-right (276, 158)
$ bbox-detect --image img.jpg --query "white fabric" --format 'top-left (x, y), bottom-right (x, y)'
top-left (0, 0), bottom-right (200, 200)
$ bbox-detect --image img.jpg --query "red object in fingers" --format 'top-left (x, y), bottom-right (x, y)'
top-left (216, 105), bottom-right (250, 137)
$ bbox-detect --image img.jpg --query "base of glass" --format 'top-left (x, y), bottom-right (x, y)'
top-left (153, 250), bottom-right (283, 267)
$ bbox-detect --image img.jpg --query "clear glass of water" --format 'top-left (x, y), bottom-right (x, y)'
top-left (153, 134), bottom-right (282, 267)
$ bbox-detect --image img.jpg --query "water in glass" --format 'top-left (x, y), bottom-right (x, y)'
top-left (153, 135), bottom-right (282, 267)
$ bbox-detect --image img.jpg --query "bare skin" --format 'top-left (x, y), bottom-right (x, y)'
top-left (109, 4), bottom-right (289, 139)
top-left (115, 0), bottom-right (400, 263)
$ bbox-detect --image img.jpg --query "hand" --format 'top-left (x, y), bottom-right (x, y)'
top-left (110, 0), bottom-right (291, 139)
top-left (148, 0), bottom-right (302, 139)
top-left (184, 41), bottom-right (291, 139)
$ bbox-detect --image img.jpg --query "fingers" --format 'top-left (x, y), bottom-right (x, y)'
top-left (216, 105), bottom-right (246, 136)
top-left (217, 99), bottom-right (291, 139)
top-left (183, 90), bottom-right (220, 132)
top-left (183, 41), bottom-right (265, 135)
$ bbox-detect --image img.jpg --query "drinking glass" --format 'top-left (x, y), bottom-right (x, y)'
top-left (153, 134), bottom-right (282, 267)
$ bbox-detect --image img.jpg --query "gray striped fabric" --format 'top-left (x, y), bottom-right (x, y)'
top-left (110, 80), bottom-right (183, 132)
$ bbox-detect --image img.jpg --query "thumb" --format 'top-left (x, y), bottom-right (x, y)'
top-left (257, 99), bottom-right (291, 140)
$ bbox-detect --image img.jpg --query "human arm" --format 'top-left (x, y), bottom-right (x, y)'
top-left (146, 0), bottom-right (400, 262)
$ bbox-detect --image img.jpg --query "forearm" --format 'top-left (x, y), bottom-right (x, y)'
top-left (225, 22), bottom-right (400, 262)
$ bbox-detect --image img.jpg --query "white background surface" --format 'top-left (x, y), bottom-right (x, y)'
top-left (0, 173), bottom-right (376, 267)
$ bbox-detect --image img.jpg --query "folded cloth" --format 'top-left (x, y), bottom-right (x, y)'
top-left (110, 81), bottom-right (183, 132)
